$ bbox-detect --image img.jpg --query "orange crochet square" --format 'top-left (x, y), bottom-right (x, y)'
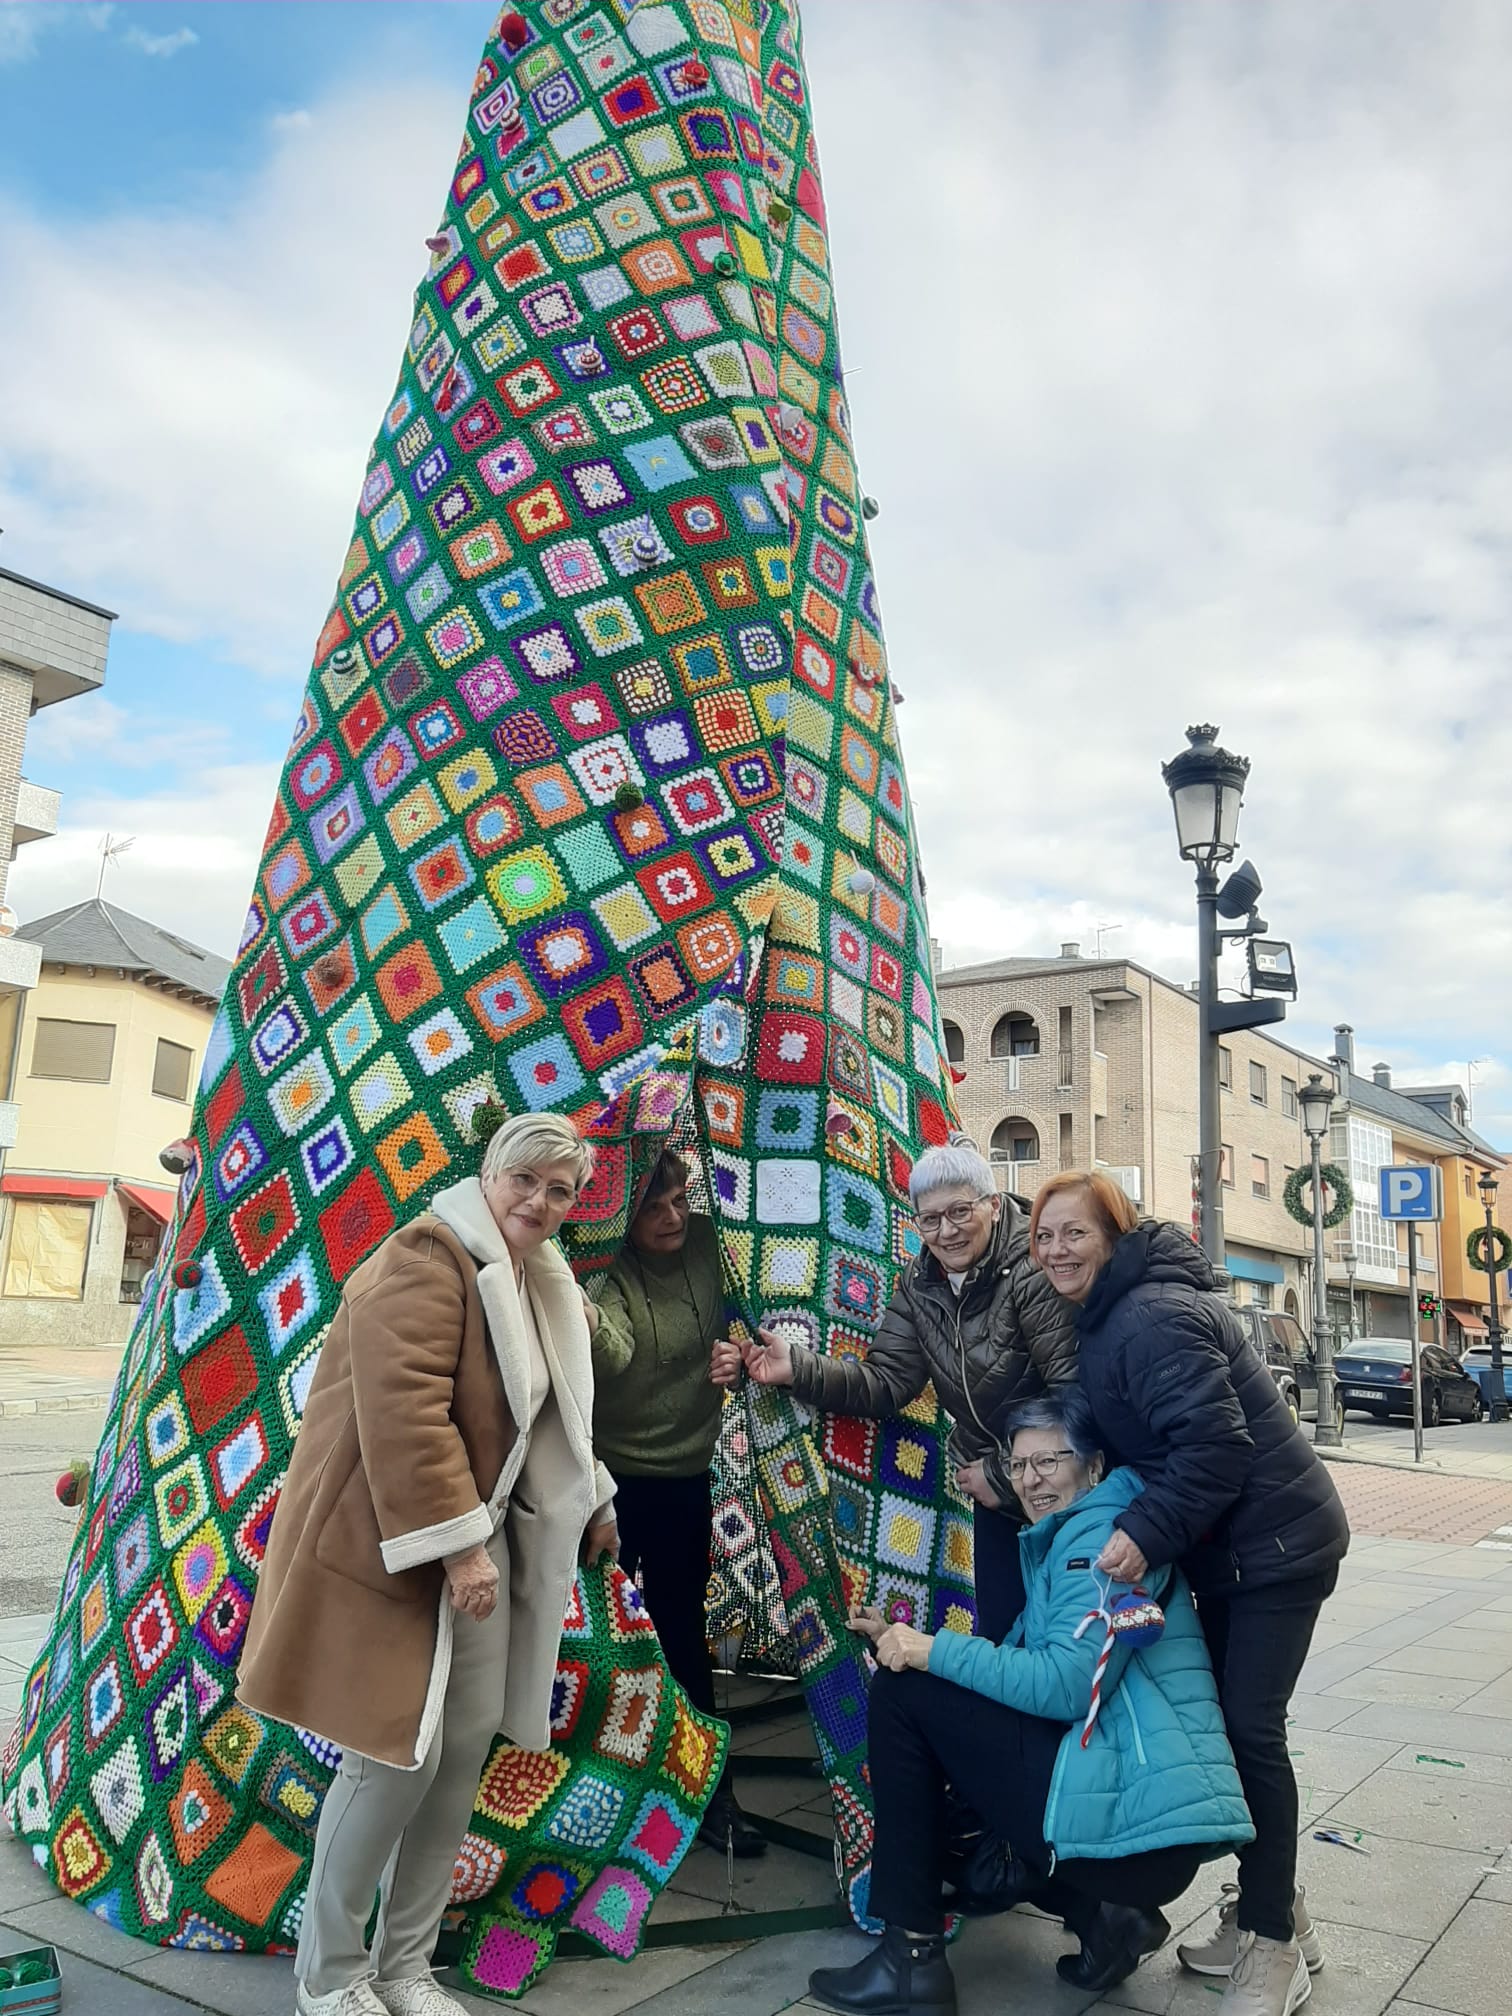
top-left (204, 1821), bottom-right (303, 1928)
top-left (375, 940), bottom-right (443, 1023)
top-left (377, 1112), bottom-right (451, 1203)
top-left (633, 570), bottom-right (707, 636)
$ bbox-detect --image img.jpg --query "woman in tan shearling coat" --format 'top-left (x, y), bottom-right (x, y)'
top-left (239, 1112), bottom-right (616, 2016)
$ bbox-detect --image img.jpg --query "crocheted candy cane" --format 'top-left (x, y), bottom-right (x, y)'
top-left (1072, 1578), bottom-right (1165, 1749)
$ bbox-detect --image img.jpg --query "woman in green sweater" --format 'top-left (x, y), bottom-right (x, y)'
top-left (590, 1151), bottom-right (765, 1857)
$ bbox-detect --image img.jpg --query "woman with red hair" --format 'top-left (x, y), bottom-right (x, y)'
top-left (1030, 1171), bottom-right (1348, 2016)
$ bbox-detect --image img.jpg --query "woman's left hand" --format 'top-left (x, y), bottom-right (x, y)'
top-left (1097, 1531), bottom-right (1149, 1583)
top-left (581, 1516), bottom-right (620, 1565)
top-left (874, 1623), bottom-right (934, 1673)
top-left (580, 1290), bottom-right (600, 1338)
top-left (955, 1460), bottom-right (1001, 1509)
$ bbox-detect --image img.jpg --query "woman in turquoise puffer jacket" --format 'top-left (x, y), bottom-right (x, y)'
top-left (808, 1389), bottom-right (1253, 2016)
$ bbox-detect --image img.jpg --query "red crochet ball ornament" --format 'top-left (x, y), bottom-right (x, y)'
top-left (499, 10), bottom-right (528, 51)
top-left (173, 1259), bottom-right (203, 1291)
top-left (681, 59), bottom-right (709, 87)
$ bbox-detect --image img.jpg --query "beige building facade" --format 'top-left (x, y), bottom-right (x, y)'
top-left (937, 945), bottom-right (1323, 1321)
top-left (0, 565), bottom-right (115, 1157)
top-left (0, 901), bottom-right (226, 1348)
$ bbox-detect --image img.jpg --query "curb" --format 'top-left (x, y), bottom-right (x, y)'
top-left (0, 1394), bottom-right (114, 1419)
top-left (1314, 1444), bottom-right (1512, 1485)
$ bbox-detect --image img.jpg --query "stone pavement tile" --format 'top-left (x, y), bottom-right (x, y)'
top-left (1411, 1623), bottom-right (1512, 1659)
top-left (1325, 1669), bottom-right (1484, 1711)
top-left (1301, 1645), bottom-right (1393, 1693)
top-left (592, 1925), bottom-right (873, 2016)
top-left (0, 1614), bottom-right (50, 1651)
top-left (1477, 1871), bottom-right (1512, 1904)
top-left (507, 1936), bottom-right (747, 2016)
top-left (1293, 1827), bottom-right (1484, 1942)
top-left (1102, 1916), bottom-right (1429, 2016)
top-left (1319, 1763), bottom-right (1511, 1855)
top-left (0, 1835), bottom-right (56, 1916)
top-left (127, 1947), bottom-right (294, 2016)
top-left (1331, 1704), bottom-right (1512, 1758)
top-left (0, 1944), bottom-right (206, 2015)
top-left (1395, 1897), bottom-right (1512, 2016)
top-left (1288, 1692), bottom-right (1373, 1731)
top-left (1, 1895), bottom-right (158, 1973)
top-left (1454, 1674), bottom-right (1512, 1718)
top-left (1284, 1729), bottom-right (1400, 1796)
top-left (667, 1840), bottom-right (836, 1913)
top-left (1375, 1645), bottom-right (1512, 1684)
top-left (1381, 1742), bottom-right (1512, 1786)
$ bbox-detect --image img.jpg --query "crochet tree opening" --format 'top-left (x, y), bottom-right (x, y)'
top-left (1, 0), bottom-right (972, 2000)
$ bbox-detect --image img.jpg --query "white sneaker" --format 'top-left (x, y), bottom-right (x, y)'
top-left (373, 1979), bottom-right (469, 2016)
top-left (296, 1983), bottom-right (388, 2016)
top-left (1218, 1933), bottom-right (1313, 2016)
top-left (1178, 1885), bottom-right (1323, 1976)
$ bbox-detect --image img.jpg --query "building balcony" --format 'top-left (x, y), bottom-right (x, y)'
top-left (0, 567), bottom-right (114, 709)
top-left (0, 936), bottom-right (42, 993)
top-left (12, 778), bottom-right (60, 848)
top-left (991, 1157), bottom-right (1040, 1194)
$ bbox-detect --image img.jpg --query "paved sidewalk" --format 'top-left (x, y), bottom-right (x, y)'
top-left (4, 1471), bottom-right (1512, 2016)
top-left (1317, 1417), bottom-right (1512, 1485)
top-left (0, 1346), bottom-right (123, 1418)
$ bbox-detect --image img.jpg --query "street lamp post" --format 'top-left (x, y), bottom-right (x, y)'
top-left (1299, 1072), bottom-right (1342, 1447)
top-left (1477, 1170), bottom-right (1508, 1423)
top-left (1342, 1242), bottom-right (1358, 1342)
top-left (1162, 726), bottom-right (1293, 1273)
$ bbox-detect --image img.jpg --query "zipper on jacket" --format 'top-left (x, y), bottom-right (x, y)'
top-left (955, 1302), bottom-right (992, 1442)
top-left (1042, 1720), bottom-right (1073, 1865)
top-left (1124, 1664), bottom-right (1149, 1768)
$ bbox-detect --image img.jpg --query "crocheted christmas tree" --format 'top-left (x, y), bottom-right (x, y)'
top-left (1, 0), bottom-right (970, 1993)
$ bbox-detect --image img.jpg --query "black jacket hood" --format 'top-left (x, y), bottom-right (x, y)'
top-left (1077, 1219), bottom-right (1215, 1330)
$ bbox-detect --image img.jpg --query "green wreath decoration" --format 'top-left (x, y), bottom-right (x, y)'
top-left (1283, 1163), bottom-right (1354, 1230)
top-left (1467, 1224), bottom-right (1512, 1273)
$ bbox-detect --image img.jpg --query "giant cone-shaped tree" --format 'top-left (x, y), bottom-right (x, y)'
top-left (2, 0), bottom-right (970, 1992)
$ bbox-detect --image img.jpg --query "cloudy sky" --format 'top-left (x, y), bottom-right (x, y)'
top-left (2, 0), bottom-right (1509, 1144)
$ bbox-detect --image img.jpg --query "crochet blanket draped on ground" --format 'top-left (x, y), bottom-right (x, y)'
top-left (0, 0), bottom-right (970, 1990)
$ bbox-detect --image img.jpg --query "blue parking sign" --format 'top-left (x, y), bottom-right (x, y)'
top-left (1379, 1165), bottom-right (1443, 1221)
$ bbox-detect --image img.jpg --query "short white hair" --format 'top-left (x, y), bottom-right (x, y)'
top-left (908, 1137), bottom-right (994, 1208)
top-left (481, 1112), bottom-right (594, 1191)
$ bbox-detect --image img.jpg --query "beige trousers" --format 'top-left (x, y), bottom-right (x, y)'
top-left (296, 1530), bottom-right (509, 1995)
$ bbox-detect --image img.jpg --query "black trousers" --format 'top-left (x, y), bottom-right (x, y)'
top-left (867, 1667), bottom-right (1201, 1936)
top-left (972, 1503), bottom-right (1027, 1642)
top-left (613, 1471), bottom-right (716, 1718)
top-left (1198, 1567), bottom-right (1337, 1942)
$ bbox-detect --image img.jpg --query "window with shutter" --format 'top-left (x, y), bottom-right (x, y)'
top-left (30, 1019), bottom-right (116, 1083)
top-left (152, 1039), bottom-right (193, 1102)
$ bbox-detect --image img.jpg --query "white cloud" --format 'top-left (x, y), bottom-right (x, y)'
top-left (0, 2), bottom-right (112, 65)
top-left (122, 24), bottom-right (196, 59)
top-left (0, 73), bottom-right (464, 681)
top-left (2, 0), bottom-right (1510, 1145)
top-left (7, 761), bottom-right (281, 958)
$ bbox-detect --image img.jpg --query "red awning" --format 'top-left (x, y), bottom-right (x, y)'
top-left (0, 1174), bottom-right (108, 1201)
top-left (1450, 1306), bottom-right (1489, 1337)
top-left (117, 1181), bottom-right (177, 1226)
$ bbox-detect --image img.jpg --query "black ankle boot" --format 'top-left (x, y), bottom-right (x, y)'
top-left (696, 1785), bottom-right (768, 1859)
top-left (1055, 1902), bottom-right (1170, 1992)
top-left (808, 1927), bottom-right (957, 2014)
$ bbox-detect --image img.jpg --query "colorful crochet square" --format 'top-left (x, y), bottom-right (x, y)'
top-left (0, 0), bottom-right (971, 1993)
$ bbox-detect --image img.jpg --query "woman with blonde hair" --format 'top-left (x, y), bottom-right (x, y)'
top-left (240, 1112), bottom-right (617, 2016)
top-left (1029, 1171), bottom-right (1347, 2016)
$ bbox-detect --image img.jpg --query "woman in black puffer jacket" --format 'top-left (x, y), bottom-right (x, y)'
top-left (1031, 1171), bottom-right (1348, 2016)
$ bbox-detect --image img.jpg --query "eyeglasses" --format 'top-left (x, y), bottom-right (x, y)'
top-left (507, 1170), bottom-right (577, 1212)
top-left (916, 1199), bottom-right (989, 1235)
top-left (1007, 1448), bottom-right (1077, 1481)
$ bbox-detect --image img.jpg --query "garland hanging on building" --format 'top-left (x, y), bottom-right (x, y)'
top-left (1467, 1225), bottom-right (1512, 1273)
top-left (1283, 1163), bottom-right (1353, 1230)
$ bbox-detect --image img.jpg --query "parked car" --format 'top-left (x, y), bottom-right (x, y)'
top-left (1457, 1348), bottom-right (1506, 1410)
top-left (1333, 1339), bottom-right (1485, 1426)
top-left (1229, 1307), bottom-right (1346, 1438)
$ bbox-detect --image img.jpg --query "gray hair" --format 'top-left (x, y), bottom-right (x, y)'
top-left (1002, 1389), bottom-right (1104, 1465)
top-left (481, 1112), bottom-right (595, 1191)
top-left (908, 1136), bottom-right (995, 1208)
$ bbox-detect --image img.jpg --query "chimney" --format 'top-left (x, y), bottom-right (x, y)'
top-left (929, 937), bottom-right (942, 974)
top-left (1332, 1024), bottom-right (1355, 1073)
top-left (1060, 941), bottom-right (1081, 960)
top-left (1372, 1062), bottom-right (1392, 1090)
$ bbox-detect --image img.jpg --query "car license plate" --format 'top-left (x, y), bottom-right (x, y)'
top-left (1353, 1388), bottom-right (1389, 1400)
